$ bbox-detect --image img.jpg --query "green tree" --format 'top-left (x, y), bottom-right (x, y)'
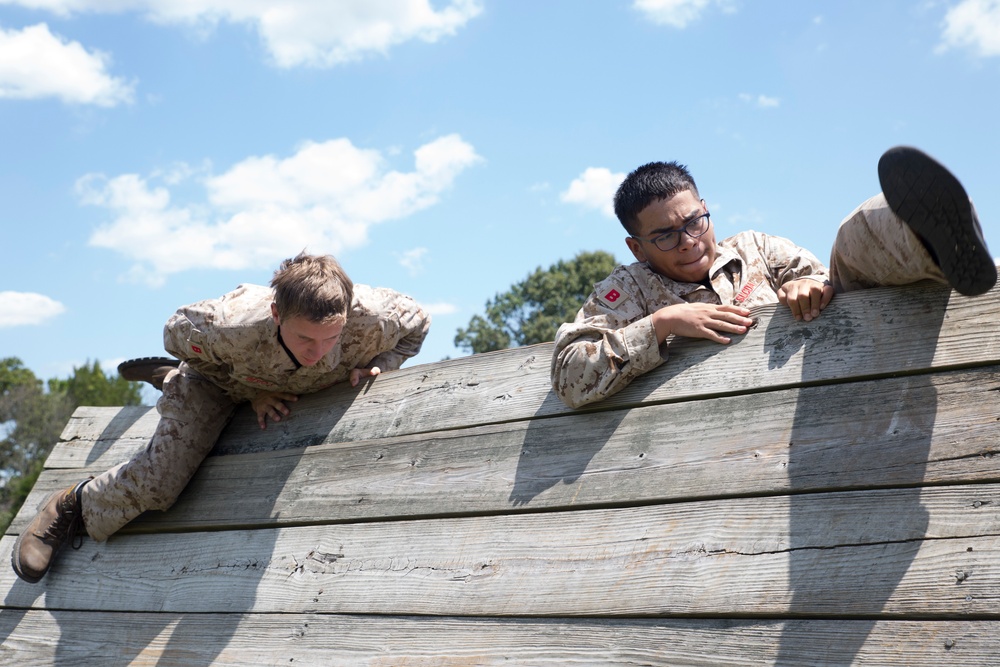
top-left (455, 250), bottom-right (618, 354)
top-left (48, 359), bottom-right (142, 407)
top-left (0, 358), bottom-right (143, 531)
top-left (0, 357), bottom-right (36, 394)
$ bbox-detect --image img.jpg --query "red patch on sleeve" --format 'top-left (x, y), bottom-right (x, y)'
top-left (597, 284), bottom-right (628, 309)
top-left (191, 344), bottom-right (203, 354)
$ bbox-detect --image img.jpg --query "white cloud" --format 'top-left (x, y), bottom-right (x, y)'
top-left (79, 134), bottom-right (481, 286)
top-left (0, 291), bottom-right (66, 327)
top-left (938, 0), bottom-right (1000, 57)
top-left (739, 92), bottom-right (780, 108)
top-left (0, 0), bottom-right (483, 68)
top-left (422, 302), bottom-right (458, 316)
top-left (724, 208), bottom-right (766, 228)
top-left (152, 160), bottom-right (211, 186)
top-left (561, 167), bottom-right (625, 219)
top-left (0, 23), bottom-right (134, 105)
top-left (633, 0), bottom-right (737, 28)
top-left (396, 247), bottom-right (428, 275)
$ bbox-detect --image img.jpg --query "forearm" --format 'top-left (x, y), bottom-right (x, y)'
top-left (369, 299), bottom-right (431, 372)
top-left (550, 317), bottom-right (665, 409)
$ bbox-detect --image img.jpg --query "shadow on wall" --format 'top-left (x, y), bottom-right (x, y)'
top-left (767, 290), bottom-right (949, 665)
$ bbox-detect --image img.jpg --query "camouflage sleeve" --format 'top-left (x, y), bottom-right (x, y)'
top-left (362, 289), bottom-right (431, 372)
top-left (550, 277), bottom-right (666, 409)
top-left (162, 300), bottom-right (239, 393)
top-left (761, 233), bottom-right (830, 286)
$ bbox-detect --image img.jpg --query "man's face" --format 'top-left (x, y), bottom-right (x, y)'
top-left (271, 304), bottom-right (344, 367)
top-left (624, 189), bottom-right (717, 283)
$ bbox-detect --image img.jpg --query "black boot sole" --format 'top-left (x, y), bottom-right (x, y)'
top-left (117, 357), bottom-right (181, 389)
top-left (878, 146), bottom-right (996, 296)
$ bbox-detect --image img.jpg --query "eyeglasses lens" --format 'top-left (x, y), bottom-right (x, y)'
top-left (654, 214), bottom-right (709, 252)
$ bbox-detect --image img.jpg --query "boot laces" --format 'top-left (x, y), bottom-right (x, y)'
top-left (38, 494), bottom-right (85, 551)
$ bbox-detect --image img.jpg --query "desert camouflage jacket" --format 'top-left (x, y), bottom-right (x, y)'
top-left (551, 231), bottom-right (828, 408)
top-left (164, 283), bottom-right (430, 403)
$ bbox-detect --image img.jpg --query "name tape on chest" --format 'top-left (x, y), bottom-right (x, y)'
top-left (733, 281), bottom-right (759, 305)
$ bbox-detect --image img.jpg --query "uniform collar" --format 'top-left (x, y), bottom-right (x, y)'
top-left (640, 244), bottom-right (743, 296)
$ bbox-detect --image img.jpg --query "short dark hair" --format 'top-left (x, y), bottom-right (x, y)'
top-left (271, 251), bottom-right (354, 324)
top-left (614, 161), bottom-right (700, 234)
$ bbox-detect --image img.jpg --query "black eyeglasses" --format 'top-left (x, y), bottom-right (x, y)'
top-left (631, 212), bottom-right (711, 252)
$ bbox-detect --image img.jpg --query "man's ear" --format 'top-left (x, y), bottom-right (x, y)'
top-left (270, 302), bottom-right (281, 325)
top-left (625, 236), bottom-right (647, 264)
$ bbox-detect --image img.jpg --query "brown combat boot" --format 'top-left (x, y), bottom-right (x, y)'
top-left (118, 356), bottom-right (180, 391)
top-left (11, 481), bottom-right (88, 583)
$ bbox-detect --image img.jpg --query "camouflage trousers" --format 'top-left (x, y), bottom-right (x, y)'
top-left (80, 363), bottom-right (237, 542)
top-left (829, 193), bottom-right (948, 292)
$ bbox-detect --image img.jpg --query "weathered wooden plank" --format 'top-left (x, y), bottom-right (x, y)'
top-left (14, 366), bottom-right (1000, 535)
top-left (55, 405), bottom-right (156, 446)
top-left (44, 405), bottom-right (157, 469)
top-left (3, 485), bottom-right (1000, 617)
top-left (0, 611), bottom-right (996, 666)
top-left (40, 282), bottom-right (1000, 466)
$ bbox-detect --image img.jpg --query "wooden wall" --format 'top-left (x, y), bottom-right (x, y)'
top-left (3, 281), bottom-right (1000, 665)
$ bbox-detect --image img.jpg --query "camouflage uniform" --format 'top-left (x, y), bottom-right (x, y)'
top-left (552, 194), bottom-right (945, 408)
top-left (828, 193), bottom-right (947, 291)
top-left (81, 283), bottom-right (429, 541)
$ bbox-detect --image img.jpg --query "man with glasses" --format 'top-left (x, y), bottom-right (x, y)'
top-left (551, 146), bottom-right (996, 408)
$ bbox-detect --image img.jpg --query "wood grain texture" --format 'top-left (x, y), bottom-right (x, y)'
top-left (14, 366), bottom-right (1000, 536)
top-left (1, 612), bottom-right (996, 666)
top-left (4, 484), bottom-right (1000, 617)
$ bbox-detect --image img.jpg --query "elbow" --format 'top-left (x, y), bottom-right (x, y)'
top-left (551, 382), bottom-right (589, 410)
top-left (550, 361), bottom-right (605, 410)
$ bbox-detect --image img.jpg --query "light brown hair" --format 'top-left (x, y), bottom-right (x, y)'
top-left (271, 252), bottom-right (354, 323)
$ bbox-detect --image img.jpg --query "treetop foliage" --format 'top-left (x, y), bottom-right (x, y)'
top-left (47, 359), bottom-right (143, 408)
top-left (454, 250), bottom-right (618, 354)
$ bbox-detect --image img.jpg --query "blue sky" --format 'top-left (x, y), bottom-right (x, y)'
top-left (1, 0), bottom-right (999, 403)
